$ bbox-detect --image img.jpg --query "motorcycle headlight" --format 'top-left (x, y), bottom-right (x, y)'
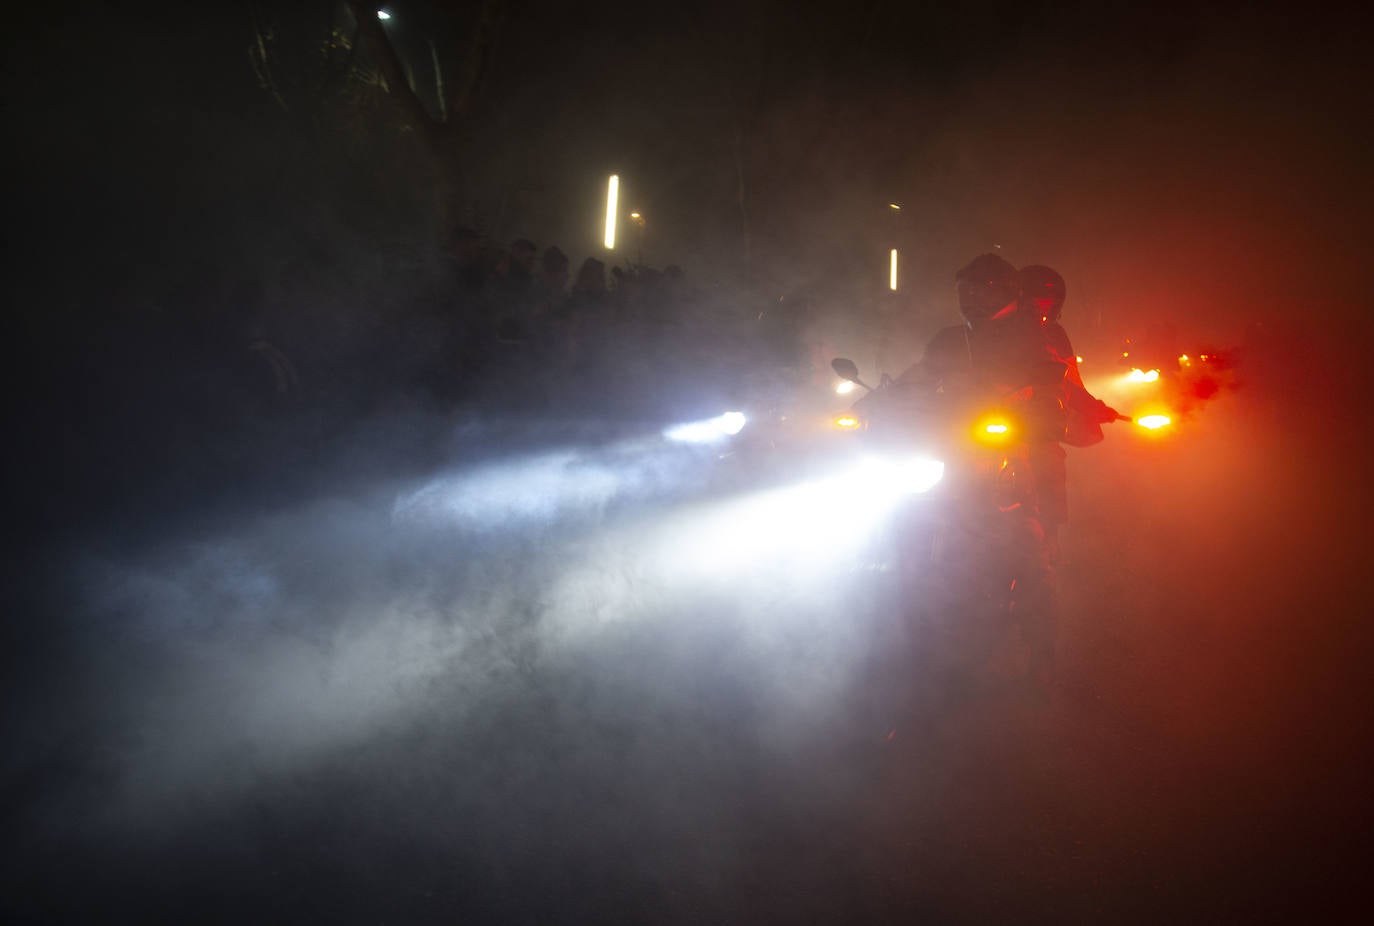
top-left (664, 411), bottom-right (747, 443)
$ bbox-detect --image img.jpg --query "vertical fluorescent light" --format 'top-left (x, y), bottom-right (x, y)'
top-left (889, 248), bottom-right (898, 291)
top-left (604, 175), bottom-right (619, 249)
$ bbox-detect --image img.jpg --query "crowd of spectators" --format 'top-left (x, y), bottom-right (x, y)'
top-left (29, 219), bottom-right (831, 538)
top-left (166, 223), bottom-right (830, 467)
top-left (412, 226), bottom-right (811, 418)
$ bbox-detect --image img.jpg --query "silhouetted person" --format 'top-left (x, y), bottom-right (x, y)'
top-left (566, 257), bottom-right (609, 319)
top-left (1018, 264), bottom-right (1113, 555)
top-left (897, 254), bottom-right (1056, 392)
top-left (445, 226), bottom-right (488, 300)
top-left (537, 245), bottom-right (570, 317)
top-left (562, 258), bottom-right (611, 384)
top-left (1021, 265), bottom-right (1082, 387)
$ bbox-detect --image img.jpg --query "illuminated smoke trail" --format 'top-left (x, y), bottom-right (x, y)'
top-left (1082, 356), bottom-right (1240, 436)
top-left (55, 442), bottom-right (900, 839)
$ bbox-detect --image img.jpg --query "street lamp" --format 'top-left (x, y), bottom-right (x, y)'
top-left (887, 201), bottom-right (902, 290)
top-left (604, 175), bottom-right (619, 249)
top-left (376, 9), bottom-right (392, 20)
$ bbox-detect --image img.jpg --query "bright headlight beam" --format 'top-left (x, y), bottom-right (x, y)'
top-left (604, 175), bottom-right (619, 249)
top-left (858, 456), bottom-right (944, 496)
top-left (664, 411), bottom-right (747, 443)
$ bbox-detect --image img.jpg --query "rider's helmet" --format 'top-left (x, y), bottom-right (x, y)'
top-left (1020, 265), bottom-right (1067, 324)
top-left (955, 253), bottom-right (1020, 328)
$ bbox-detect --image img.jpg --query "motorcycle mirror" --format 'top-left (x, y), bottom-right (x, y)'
top-left (831, 357), bottom-right (873, 392)
top-left (831, 358), bottom-right (861, 382)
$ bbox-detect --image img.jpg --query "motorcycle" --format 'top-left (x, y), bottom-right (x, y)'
top-left (829, 357), bottom-right (1067, 680)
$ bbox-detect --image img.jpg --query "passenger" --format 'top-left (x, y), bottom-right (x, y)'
top-left (1018, 265), bottom-right (1099, 558)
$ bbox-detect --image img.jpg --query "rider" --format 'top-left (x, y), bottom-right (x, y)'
top-left (888, 254), bottom-right (1060, 670)
top-left (898, 253), bottom-right (1054, 392)
top-left (894, 254), bottom-right (1117, 680)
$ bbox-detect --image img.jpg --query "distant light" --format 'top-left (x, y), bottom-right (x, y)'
top-left (889, 248), bottom-right (898, 291)
top-left (835, 380), bottom-right (856, 395)
top-left (1179, 354), bottom-right (1189, 362)
top-left (604, 175), bottom-right (619, 249)
top-left (888, 203), bottom-right (902, 211)
top-left (629, 211), bottom-right (641, 219)
top-left (1137, 414), bottom-right (1171, 430)
top-left (1076, 355), bottom-right (1084, 363)
top-left (376, 9), bottom-right (391, 20)
top-left (1127, 368), bottom-right (1160, 383)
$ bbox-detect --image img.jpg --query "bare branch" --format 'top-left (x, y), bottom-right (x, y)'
top-left (429, 40), bottom-right (446, 123)
top-left (344, 0), bottom-right (441, 143)
top-left (446, 0), bottom-right (501, 120)
top-left (249, 9), bottom-right (290, 113)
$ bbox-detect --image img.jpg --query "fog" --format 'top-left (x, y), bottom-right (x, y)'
top-left (11, 374), bottom-right (1365, 920)
top-left (5, 1), bottom-right (1371, 921)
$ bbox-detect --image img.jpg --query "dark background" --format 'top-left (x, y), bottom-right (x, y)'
top-left (4, 1), bottom-right (1372, 921)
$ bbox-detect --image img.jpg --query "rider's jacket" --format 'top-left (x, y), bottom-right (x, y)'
top-left (898, 311), bottom-right (1115, 444)
top-left (1045, 321), bottom-right (1085, 389)
top-left (899, 312), bottom-right (1063, 396)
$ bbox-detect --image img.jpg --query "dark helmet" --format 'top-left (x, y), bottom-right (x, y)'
top-left (954, 253), bottom-right (1020, 326)
top-left (1020, 265), bottom-right (1067, 323)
